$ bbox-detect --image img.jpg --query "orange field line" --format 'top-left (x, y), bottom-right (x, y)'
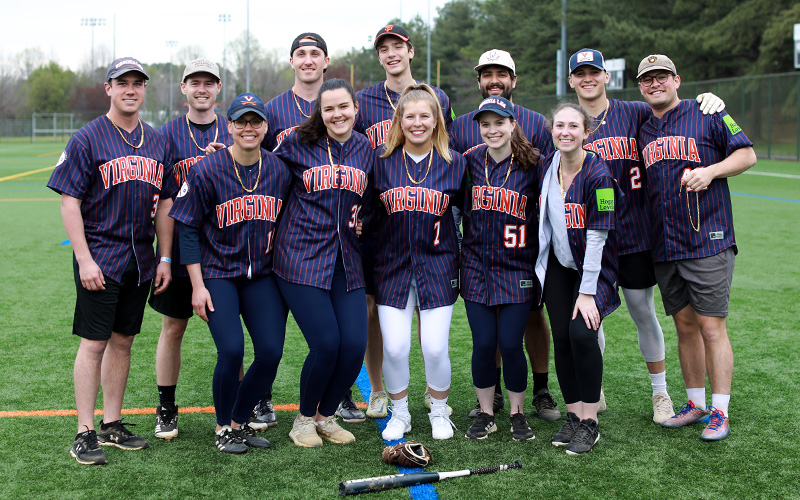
top-left (0, 402), bottom-right (367, 418)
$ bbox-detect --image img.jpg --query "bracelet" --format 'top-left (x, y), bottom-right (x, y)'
top-left (160, 257), bottom-right (173, 264)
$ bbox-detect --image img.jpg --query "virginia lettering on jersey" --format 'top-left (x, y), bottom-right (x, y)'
top-left (302, 165), bottom-right (367, 196)
top-left (99, 155), bottom-right (164, 189)
top-left (565, 202), bottom-right (586, 229)
top-left (365, 119), bottom-right (392, 149)
top-left (642, 136), bottom-right (701, 168)
top-left (585, 136), bottom-right (639, 162)
top-left (215, 195), bottom-right (284, 228)
top-left (275, 126), bottom-right (299, 149)
top-left (471, 186), bottom-right (528, 220)
top-left (380, 186), bottom-right (450, 216)
top-left (172, 155), bottom-right (204, 186)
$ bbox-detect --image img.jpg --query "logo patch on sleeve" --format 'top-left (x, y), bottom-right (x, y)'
top-left (55, 151), bottom-right (66, 167)
top-left (723, 115), bottom-right (742, 135)
top-left (520, 280), bottom-right (533, 288)
top-left (596, 188), bottom-right (614, 212)
top-left (177, 182), bottom-right (189, 198)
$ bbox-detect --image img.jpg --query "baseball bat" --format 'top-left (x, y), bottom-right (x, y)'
top-left (338, 460), bottom-right (522, 496)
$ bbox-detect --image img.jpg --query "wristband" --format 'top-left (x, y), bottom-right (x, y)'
top-left (160, 257), bottom-right (172, 264)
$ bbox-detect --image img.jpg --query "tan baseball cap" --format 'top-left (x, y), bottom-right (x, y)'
top-left (637, 54), bottom-right (676, 78)
top-left (183, 59), bottom-right (221, 81)
top-left (474, 49), bottom-right (516, 75)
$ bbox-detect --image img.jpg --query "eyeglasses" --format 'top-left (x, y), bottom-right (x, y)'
top-left (639, 72), bottom-right (672, 87)
top-left (231, 117), bottom-right (265, 129)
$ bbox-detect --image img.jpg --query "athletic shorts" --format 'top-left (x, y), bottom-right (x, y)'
top-left (148, 275), bottom-right (193, 319)
top-left (360, 235), bottom-right (378, 296)
top-left (72, 255), bottom-right (151, 340)
top-left (619, 251), bottom-right (658, 290)
top-left (654, 247), bottom-right (735, 317)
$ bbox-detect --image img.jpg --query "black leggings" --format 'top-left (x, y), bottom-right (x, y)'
top-left (543, 250), bottom-right (603, 405)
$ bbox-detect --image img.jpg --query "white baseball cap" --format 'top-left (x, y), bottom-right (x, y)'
top-left (474, 49), bottom-right (515, 75)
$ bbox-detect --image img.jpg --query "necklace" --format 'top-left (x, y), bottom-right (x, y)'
top-left (484, 149), bottom-right (513, 190)
top-left (228, 147), bottom-right (262, 193)
top-left (325, 136), bottom-right (341, 173)
top-left (681, 184), bottom-right (701, 232)
top-left (383, 82), bottom-right (397, 111)
top-left (588, 101), bottom-right (609, 135)
top-left (108, 116), bottom-right (144, 149)
top-left (403, 147), bottom-right (433, 185)
top-left (558, 152), bottom-right (585, 201)
top-left (186, 114), bottom-right (219, 151)
top-left (292, 90), bottom-right (311, 118)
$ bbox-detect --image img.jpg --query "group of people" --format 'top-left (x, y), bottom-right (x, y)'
top-left (49, 26), bottom-right (755, 466)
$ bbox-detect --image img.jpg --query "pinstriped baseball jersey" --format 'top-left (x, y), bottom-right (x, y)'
top-left (584, 99), bottom-right (652, 255)
top-left (47, 115), bottom-right (168, 284)
top-left (355, 82), bottom-right (454, 150)
top-left (262, 89), bottom-right (314, 151)
top-left (450, 104), bottom-right (554, 157)
top-left (168, 148), bottom-right (291, 280)
top-left (637, 100), bottom-right (752, 262)
top-left (461, 145), bottom-right (539, 306)
top-left (372, 148), bottom-right (466, 310)
top-left (272, 131), bottom-right (373, 291)
top-left (537, 151), bottom-right (620, 318)
top-left (159, 114), bottom-right (232, 277)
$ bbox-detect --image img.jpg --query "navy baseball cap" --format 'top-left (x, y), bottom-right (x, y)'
top-left (473, 96), bottom-right (516, 121)
top-left (290, 32), bottom-right (328, 57)
top-left (374, 24), bottom-right (413, 49)
top-left (569, 49), bottom-right (606, 74)
top-left (227, 93), bottom-right (268, 121)
top-left (106, 57), bottom-right (149, 81)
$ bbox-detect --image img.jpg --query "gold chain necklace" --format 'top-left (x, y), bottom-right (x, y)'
top-left (681, 184), bottom-right (701, 232)
top-left (228, 147), bottom-right (262, 193)
top-left (325, 136), bottom-right (341, 173)
top-left (186, 114), bottom-right (219, 151)
top-left (588, 101), bottom-right (609, 135)
top-left (384, 82), bottom-right (397, 111)
top-left (403, 147), bottom-right (433, 185)
top-left (108, 116), bottom-right (144, 149)
top-left (558, 152), bottom-right (584, 201)
top-left (292, 90), bottom-right (311, 118)
top-left (484, 149), bottom-right (513, 190)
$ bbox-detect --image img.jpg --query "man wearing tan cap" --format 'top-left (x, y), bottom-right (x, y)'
top-left (636, 54), bottom-right (756, 441)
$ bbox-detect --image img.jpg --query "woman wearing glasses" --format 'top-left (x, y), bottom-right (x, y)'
top-left (169, 93), bottom-right (292, 454)
top-left (373, 84), bottom-right (465, 441)
top-left (272, 79), bottom-right (373, 448)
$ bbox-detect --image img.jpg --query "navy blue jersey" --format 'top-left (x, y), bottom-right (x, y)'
top-left (272, 131), bottom-right (373, 291)
top-left (355, 81), bottom-right (454, 150)
top-left (262, 89), bottom-right (314, 151)
top-left (169, 147), bottom-right (291, 280)
top-left (159, 114), bottom-right (232, 277)
top-left (450, 104), bottom-right (554, 158)
top-left (585, 99), bottom-right (652, 255)
top-left (371, 148), bottom-right (466, 310)
top-left (461, 145), bottom-right (539, 306)
top-left (536, 151), bottom-right (620, 318)
top-left (47, 115), bottom-right (168, 284)
top-left (637, 100), bottom-right (752, 262)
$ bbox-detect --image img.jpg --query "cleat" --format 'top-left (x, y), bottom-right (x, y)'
top-left (289, 415), bottom-right (322, 448)
top-left (366, 391), bottom-right (388, 419)
top-left (335, 390), bottom-right (366, 423)
top-left (70, 428), bottom-right (107, 465)
top-left (235, 422), bottom-right (271, 448)
top-left (382, 412), bottom-right (411, 441)
top-left (552, 412), bottom-right (581, 446)
top-left (424, 390), bottom-right (452, 415)
top-left (97, 419), bottom-right (149, 450)
top-left (250, 397), bottom-right (277, 430)
top-left (660, 401), bottom-right (709, 429)
top-left (316, 415), bottom-right (356, 444)
top-left (566, 419), bottom-right (600, 455)
top-left (216, 425), bottom-right (248, 454)
top-left (700, 407), bottom-right (730, 442)
top-left (652, 393), bottom-right (676, 424)
top-left (469, 393), bottom-right (505, 418)
top-left (429, 407), bottom-right (457, 440)
top-left (465, 411), bottom-right (497, 440)
top-left (154, 403), bottom-right (178, 440)
top-left (510, 412), bottom-right (535, 441)
top-left (532, 389), bottom-right (562, 422)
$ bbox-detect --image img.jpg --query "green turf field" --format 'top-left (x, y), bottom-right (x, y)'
top-left (1, 139), bottom-right (798, 499)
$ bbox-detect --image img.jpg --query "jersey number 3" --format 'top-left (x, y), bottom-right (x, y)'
top-left (504, 224), bottom-right (527, 248)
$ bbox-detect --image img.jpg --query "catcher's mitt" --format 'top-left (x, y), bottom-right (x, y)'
top-left (382, 440), bottom-right (432, 468)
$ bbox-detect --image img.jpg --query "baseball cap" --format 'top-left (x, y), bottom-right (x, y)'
top-left (106, 57), bottom-right (149, 81)
top-left (474, 50), bottom-right (515, 75)
top-left (227, 93), bottom-right (268, 121)
top-left (374, 24), bottom-right (413, 49)
top-left (569, 49), bottom-right (605, 74)
top-left (637, 54), bottom-right (677, 78)
top-left (182, 59), bottom-right (220, 81)
top-left (290, 33), bottom-right (328, 57)
top-left (473, 96), bottom-right (516, 121)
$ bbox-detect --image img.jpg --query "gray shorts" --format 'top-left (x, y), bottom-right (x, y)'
top-left (654, 247), bottom-right (735, 317)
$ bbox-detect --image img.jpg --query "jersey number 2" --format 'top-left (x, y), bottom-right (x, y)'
top-left (504, 224), bottom-right (527, 248)
top-left (630, 166), bottom-right (642, 190)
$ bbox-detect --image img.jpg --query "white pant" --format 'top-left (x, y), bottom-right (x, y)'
top-left (378, 279), bottom-right (453, 394)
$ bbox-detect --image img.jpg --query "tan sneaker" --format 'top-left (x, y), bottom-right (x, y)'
top-left (366, 391), bottom-right (388, 418)
top-left (316, 416), bottom-right (355, 444)
top-left (652, 392), bottom-right (676, 424)
top-left (424, 390), bottom-right (453, 415)
top-left (597, 387), bottom-right (607, 414)
top-left (289, 415), bottom-right (322, 448)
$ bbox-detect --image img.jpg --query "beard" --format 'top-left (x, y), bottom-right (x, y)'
top-left (480, 85), bottom-right (513, 100)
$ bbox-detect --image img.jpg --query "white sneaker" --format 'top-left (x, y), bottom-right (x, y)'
top-left (381, 413), bottom-right (411, 441)
top-left (652, 392), bottom-right (676, 424)
top-left (429, 407), bottom-right (456, 440)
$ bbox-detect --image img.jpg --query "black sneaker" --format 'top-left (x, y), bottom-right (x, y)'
top-left (468, 400), bottom-right (482, 418)
top-left (465, 411), bottom-right (497, 439)
top-left (97, 420), bottom-right (150, 450)
top-left (70, 428), bottom-right (107, 465)
top-left (235, 423), bottom-right (271, 448)
top-left (468, 393), bottom-right (505, 418)
top-left (335, 390), bottom-right (366, 423)
top-left (154, 403), bottom-right (178, 440)
top-left (510, 412), bottom-right (535, 441)
top-left (566, 419), bottom-right (600, 455)
top-left (532, 389), bottom-right (562, 421)
top-left (551, 412), bottom-right (580, 446)
top-left (215, 426), bottom-right (248, 454)
top-left (250, 396), bottom-right (277, 430)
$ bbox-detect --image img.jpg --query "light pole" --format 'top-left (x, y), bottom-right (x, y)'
top-left (219, 14), bottom-right (231, 105)
top-left (426, 0), bottom-right (431, 84)
top-left (166, 40), bottom-right (178, 116)
top-left (81, 17), bottom-right (106, 74)
top-left (246, 0), bottom-right (251, 93)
